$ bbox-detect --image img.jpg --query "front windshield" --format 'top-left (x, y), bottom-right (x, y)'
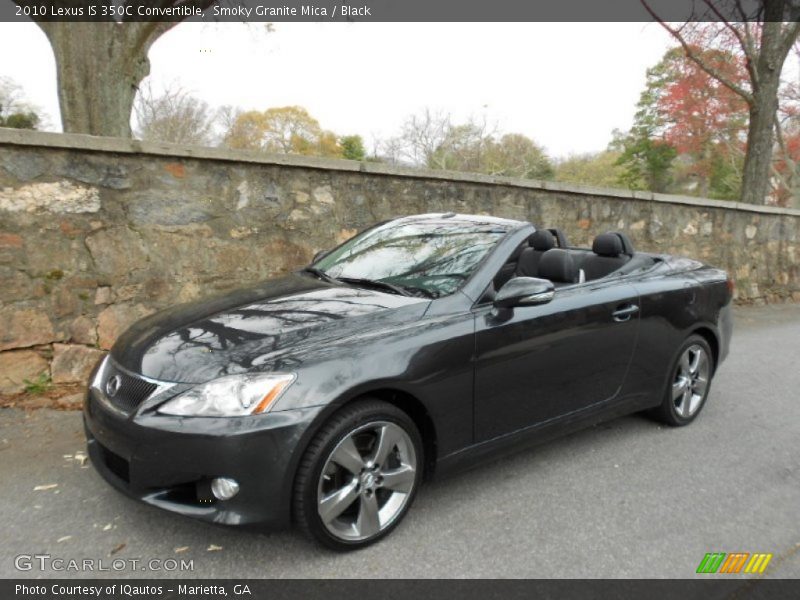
top-left (312, 219), bottom-right (508, 297)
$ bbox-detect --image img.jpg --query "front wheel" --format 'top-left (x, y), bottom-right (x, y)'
top-left (293, 399), bottom-right (423, 551)
top-left (651, 334), bottom-right (714, 426)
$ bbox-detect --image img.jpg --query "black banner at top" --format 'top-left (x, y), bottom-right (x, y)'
top-left (1, 0), bottom-right (798, 23)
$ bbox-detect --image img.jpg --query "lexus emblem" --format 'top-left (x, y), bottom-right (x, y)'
top-left (105, 375), bottom-right (122, 398)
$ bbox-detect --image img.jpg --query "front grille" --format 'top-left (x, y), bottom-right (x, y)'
top-left (100, 363), bottom-right (158, 414)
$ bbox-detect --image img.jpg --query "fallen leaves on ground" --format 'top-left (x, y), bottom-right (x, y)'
top-left (34, 483), bottom-right (58, 491)
top-left (0, 384), bottom-right (85, 411)
top-left (110, 543), bottom-right (126, 555)
top-left (62, 450), bottom-right (89, 467)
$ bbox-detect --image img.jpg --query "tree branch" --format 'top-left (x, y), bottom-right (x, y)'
top-left (641, 0), bottom-right (755, 105)
top-left (703, 0), bottom-right (748, 56)
top-left (740, 19), bottom-right (759, 85)
top-left (123, 0), bottom-right (220, 54)
top-left (703, 0), bottom-right (760, 87)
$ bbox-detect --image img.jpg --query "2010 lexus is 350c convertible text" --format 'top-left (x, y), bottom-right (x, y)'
top-left (84, 213), bottom-right (733, 550)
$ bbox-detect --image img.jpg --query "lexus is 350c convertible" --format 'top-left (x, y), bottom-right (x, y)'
top-left (84, 213), bottom-right (733, 550)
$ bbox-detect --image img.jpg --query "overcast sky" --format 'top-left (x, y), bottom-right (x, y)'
top-left (0, 21), bottom-right (674, 157)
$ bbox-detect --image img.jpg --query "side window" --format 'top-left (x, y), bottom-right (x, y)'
top-left (492, 241), bottom-right (528, 291)
top-left (477, 241), bottom-right (530, 305)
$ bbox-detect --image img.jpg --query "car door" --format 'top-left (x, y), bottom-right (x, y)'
top-left (473, 279), bottom-right (640, 442)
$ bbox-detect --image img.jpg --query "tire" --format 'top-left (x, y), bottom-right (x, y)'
top-left (651, 334), bottom-right (715, 426)
top-left (293, 398), bottom-right (423, 551)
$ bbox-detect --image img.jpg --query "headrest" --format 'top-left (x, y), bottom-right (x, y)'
top-left (538, 249), bottom-right (577, 284)
top-left (593, 233), bottom-right (624, 257)
top-left (507, 243), bottom-right (526, 262)
top-left (529, 229), bottom-right (556, 251)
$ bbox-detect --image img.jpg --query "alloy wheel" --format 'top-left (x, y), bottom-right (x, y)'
top-left (317, 421), bottom-right (417, 542)
top-left (672, 344), bottom-right (710, 418)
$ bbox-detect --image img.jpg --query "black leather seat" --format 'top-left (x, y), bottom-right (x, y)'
top-left (515, 229), bottom-right (556, 277)
top-left (582, 233), bottom-right (633, 281)
top-left (537, 248), bottom-right (579, 285)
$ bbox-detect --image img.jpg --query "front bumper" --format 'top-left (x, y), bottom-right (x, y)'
top-left (84, 386), bottom-right (322, 529)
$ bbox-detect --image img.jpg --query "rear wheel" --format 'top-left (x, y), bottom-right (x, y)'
top-left (293, 399), bottom-right (422, 551)
top-left (651, 334), bottom-right (714, 426)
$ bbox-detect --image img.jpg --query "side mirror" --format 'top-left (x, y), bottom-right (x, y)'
top-left (311, 249), bottom-right (329, 263)
top-left (494, 277), bottom-right (555, 309)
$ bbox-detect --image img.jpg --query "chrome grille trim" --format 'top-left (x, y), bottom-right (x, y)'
top-left (91, 356), bottom-right (175, 416)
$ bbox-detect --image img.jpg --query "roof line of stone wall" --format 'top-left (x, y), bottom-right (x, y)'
top-left (2, 127), bottom-right (799, 218)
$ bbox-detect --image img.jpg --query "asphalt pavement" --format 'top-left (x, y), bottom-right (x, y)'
top-left (1, 303), bottom-right (798, 579)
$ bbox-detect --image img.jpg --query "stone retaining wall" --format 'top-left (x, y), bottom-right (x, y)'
top-left (1, 129), bottom-right (799, 393)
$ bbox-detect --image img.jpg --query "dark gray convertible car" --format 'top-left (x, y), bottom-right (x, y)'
top-left (84, 213), bottom-right (733, 550)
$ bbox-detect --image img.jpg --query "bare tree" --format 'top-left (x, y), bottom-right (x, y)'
top-left (372, 134), bottom-right (405, 165)
top-left (133, 81), bottom-right (215, 145)
top-left (380, 108), bottom-right (553, 179)
top-left (642, 0), bottom-right (800, 204)
top-left (0, 76), bottom-right (43, 129)
top-left (11, 1), bottom-right (219, 137)
top-left (393, 108), bottom-right (452, 166)
top-left (382, 109), bottom-right (495, 170)
top-left (216, 104), bottom-right (241, 139)
top-left (429, 117), bottom-right (496, 171)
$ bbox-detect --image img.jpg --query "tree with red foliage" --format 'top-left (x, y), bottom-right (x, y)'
top-left (656, 47), bottom-right (749, 197)
top-left (642, 0), bottom-right (800, 205)
top-left (617, 46), bottom-right (749, 198)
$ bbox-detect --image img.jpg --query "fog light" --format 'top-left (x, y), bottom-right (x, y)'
top-left (210, 477), bottom-right (240, 500)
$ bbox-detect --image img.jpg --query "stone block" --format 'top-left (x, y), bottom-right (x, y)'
top-left (0, 350), bottom-right (49, 394)
top-left (97, 303), bottom-right (152, 350)
top-left (85, 228), bottom-right (149, 279)
top-left (50, 343), bottom-right (105, 384)
top-left (95, 286), bottom-right (113, 305)
top-left (0, 307), bottom-right (57, 351)
top-left (68, 316), bottom-right (97, 346)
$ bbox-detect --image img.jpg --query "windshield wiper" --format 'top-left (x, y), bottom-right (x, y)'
top-left (337, 277), bottom-right (414, 297)
top-left (301, 266), bottom-right (339, 284)
top-left (303, 269), bottom-right (435, 298)
top-left (396, 285), bottom-right (438, 299)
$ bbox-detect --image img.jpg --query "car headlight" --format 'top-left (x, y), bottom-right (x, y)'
top-left (157, 373), bottom-right (296, 417)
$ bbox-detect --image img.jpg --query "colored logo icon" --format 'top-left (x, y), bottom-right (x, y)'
top-left (696, 552), bottom-right (773, 574)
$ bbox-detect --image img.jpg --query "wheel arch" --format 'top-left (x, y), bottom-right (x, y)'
top-left (293, 385), bottom-right (438, 486)
top-left (359, 387), bottom-right (438, 480)
top-left (689, 325), bottom-right (720, 373)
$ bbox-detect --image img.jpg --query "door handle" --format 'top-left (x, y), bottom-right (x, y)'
top-left (612, 304), bottom-right (639, 322)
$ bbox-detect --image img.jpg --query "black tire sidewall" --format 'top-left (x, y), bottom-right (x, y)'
top-left (295, 400), bottom-right (423, 551)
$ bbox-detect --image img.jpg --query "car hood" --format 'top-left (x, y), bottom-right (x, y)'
top-left (111, 273), bottom-right (430, 383)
